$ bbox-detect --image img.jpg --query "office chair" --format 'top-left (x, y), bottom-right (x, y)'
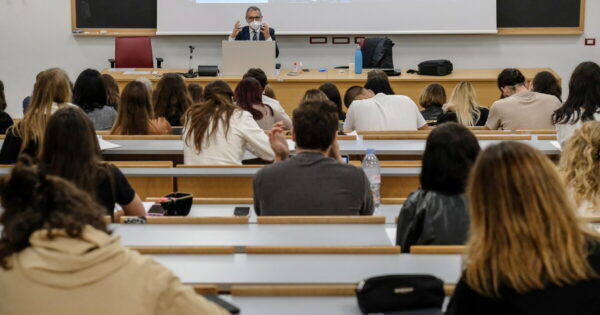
top-left (108, 36), bottom-right (163, 69)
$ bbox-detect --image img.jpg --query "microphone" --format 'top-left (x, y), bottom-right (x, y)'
top-left (188, 45), bottom-right (196, 75)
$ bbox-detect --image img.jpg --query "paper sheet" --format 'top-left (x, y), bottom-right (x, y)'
top-left (97, 136), bottom-right (121, 151)
top-left (287, 139), bottom-right (296, 150)
top-left (551, 141), bottom-right (562, 151)
top-left (385, 227), bottom-right (396, 245)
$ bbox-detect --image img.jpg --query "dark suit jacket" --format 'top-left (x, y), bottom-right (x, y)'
top-left (235, 26), bottom-right (280, 57)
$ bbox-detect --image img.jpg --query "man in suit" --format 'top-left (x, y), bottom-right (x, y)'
top-left (229, 6), bottom-right (279, 57)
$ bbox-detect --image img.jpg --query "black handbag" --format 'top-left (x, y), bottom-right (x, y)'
top-left (408, 60), bottom-right (453, 76)
top-left (356, 275), bottom-right (445, 314)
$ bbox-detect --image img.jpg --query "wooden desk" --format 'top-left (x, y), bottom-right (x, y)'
top-left (102, 68), bottom-right (558, 115)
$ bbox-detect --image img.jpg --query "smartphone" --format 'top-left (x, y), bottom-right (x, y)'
top-left (341, 155), bottom-right (350, 164)
top-left (147, 204), bottom-right (165, 216)
top-left (234, 207), bottom-right (250, 216)
top-left (203, 294), bottom-right (240, 314)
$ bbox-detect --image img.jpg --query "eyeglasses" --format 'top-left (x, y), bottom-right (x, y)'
top-left (247, 15), bottom-right (262, 21)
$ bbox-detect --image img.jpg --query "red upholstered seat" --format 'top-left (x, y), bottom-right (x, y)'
top-left (114, 36), bottom-right (155, 68)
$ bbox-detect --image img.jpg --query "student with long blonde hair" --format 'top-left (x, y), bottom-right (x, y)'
top-left (559, 121), bottom-right (600, 217)
top-left (446, 142), bottom-right (600, 314)
top-left (111, 81), bottom-right (172, 135)
top-left (0, 68), bottom-right (74, 163)
top-left (437, 81), bottom-right (489, 127)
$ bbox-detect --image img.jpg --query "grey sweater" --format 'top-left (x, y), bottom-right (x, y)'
top-left (253, 152), bottom-right (374, 216)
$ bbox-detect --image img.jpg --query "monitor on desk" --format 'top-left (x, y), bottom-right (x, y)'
top-left (221, 41), bottom-right (276, 76)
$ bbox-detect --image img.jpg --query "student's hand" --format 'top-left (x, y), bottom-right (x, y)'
top-left (268, 122), bottom-right (288, 161)
top-left (261, 22), bottom-right (271, 39)
top-left (231, 20), bottom-right (242, 38)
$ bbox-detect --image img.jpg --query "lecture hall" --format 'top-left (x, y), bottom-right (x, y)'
top-left (0, 0), bottom-right (600, 314)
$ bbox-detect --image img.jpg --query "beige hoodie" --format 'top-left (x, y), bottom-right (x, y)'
top-left (0, 226), bottom-right (229, 315)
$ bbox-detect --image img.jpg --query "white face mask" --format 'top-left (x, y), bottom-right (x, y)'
top-left (249, 21), bottom-right (262, 31)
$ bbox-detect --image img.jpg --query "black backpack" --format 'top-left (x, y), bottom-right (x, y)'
top-left (408, 60), bottom-right (454, 76)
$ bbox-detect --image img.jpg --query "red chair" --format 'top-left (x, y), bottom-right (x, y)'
top-left (108, 36), bottom-right (163, 69)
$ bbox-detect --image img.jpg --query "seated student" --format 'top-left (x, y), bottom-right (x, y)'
top-left (153, 73), bottom-right (192, 126)
top-left (183, 80), bottom-right (275, 165)
top-left (111, 81), bottom-right (172, 135)
top-left (446, 142), bottom-right (600, 314)
top-left (396, 123), bottom-right (479, 252)
top-left (235, 77), bottom-right (291, 130)
top-left (301, 89), bottom-right (328, 102)
top-left (486, 68), bottom-right (561, 130)
top-left (0, 80), bottom-right (14, 134)
top-left (40, 107), bottom-right (146, 221)
top-left (419, 83), bottom-right (447, 122)
top-left (263, 84), bottom-right (277, 100)
top-left (101, 74), bottom-right (120, 109)
top-left (188, 83), bottom-right (204, 104)
top-left (73, 69), bottom-right (117, 130)
top-left (0, 160), bottom-right (229, 315)
top-left (0, 68), bottom-right (74, 164)
top-left (343, 85), bottom-right (363, 110)
top-left (559, 121), bottom-right (600, 217)
top-left (254, 100), bottom-right (374, 216)
top-left (531, 70), bottom-right (562, 102)
top-left (553, 62), bottom-right (600, 146)
top-left (243, 68), bottom-right (292, 123)
top-left (319, 82), bottom-right (345, 121)
top-left (343, 86), bottom-right (428, 131)
top-left (364, 76), bottom-right (396, 95)
top-left (437, 81), bottom-right (489, 127)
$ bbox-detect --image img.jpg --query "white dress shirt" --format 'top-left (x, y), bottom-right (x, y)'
top-left (343, 93), bottom-right (427, 131)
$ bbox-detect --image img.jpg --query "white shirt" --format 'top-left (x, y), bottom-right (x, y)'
top-left (343, 93), bottom-right (427, 131)
top-left (261, 95), bottom-right (292, 129)
top-left (183, 110), bottom-right (275, 165)
top-left (556, 112), bottom-right (600, 148)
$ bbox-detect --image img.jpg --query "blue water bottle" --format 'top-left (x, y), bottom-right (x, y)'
top-left (354, 46), bottom-right (363, 74)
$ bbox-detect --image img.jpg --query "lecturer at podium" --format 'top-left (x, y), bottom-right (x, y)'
top-left (229, 6), bottom-right (280, 57)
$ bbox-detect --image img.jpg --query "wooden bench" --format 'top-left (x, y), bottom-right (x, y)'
top-left (119, 216), bottom-right (249, 224)
top-left (230, 284), bottom-right (456, 296)
top-left (245, 246), bottom-right (401, 254)
top-left (109, 161), bottom-right (174, 199)
top-left (363, 134), bottom-right (533, 141)
top-left (129, 246), bottom-right (237, 255)
top-left (257, 216), bottom-right (386, 225)
top-left (410, 245), bottom-right (466, 254)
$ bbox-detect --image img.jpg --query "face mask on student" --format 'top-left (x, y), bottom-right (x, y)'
top-left (249, 21), bottom-right (262, 31)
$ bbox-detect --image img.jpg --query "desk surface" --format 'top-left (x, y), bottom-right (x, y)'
top-left (52, 138), bottom-right (558, 156)
top-left (153, 253), bottom-right (462, 285)
top-left (113, 223), bottom-right (397, 247)
top-left (182, 204), bottom-right (400, 224)
top-left (104, 68), bottom-right (557, 83)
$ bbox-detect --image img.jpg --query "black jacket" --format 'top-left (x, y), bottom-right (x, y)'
top-left (446, 241), bottom-right (600, 315)
top-left (235, 26), bottom-right (280, 58)
top-left (361, 37), bottom-right (394, 69)
top-left (396, 190), bottom-right (469, 253)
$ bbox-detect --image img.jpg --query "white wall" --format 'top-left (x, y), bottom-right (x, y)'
top-left (1, 1), bottom-right (599, 118)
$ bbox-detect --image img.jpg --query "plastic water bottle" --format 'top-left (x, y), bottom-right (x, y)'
top-left (362, 148), bottom-right (381, 208)
top-left (354, 46), bottom-right (363, 74)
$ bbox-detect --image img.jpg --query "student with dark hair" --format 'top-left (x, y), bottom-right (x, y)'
top-left (111, 81), bottom-right (172, 135)
top-left (364, 76), bottom-right (395, 95)
top-left (531, 71), bottom-right (562, 102)
top-left (446, 142), bottom-right (600, 314)
top-left (419, 83), bottom-right (447, 121)
top-left (234, 77), bottom-right (291, 130)
top-left (319, 82), bottom-right (345, 121)
top-left (343, 86), bottom-right (428, 131)
top-left (486, 68), bottom-right (561, 130)
top-left (153, 73), bottom-right (192, 126)
top-left (183, 80), bottom-right (275, 165)
top-left (253, 100), bottom-right (374, 216)
top-left (553, 62), bottom-right (600, 146)
top-left (343, 86), bottom-right (365, 110)
top-left (188, 83), bottom-right (204, 104)
top-left (0, 159), bottom-right (229, 315)
top-left (72, 69), bottom-right (117, 130)
top-left (396, 123), bottom-right (479, 252)
top-left (101, 74), bottom-right (120, 109)
top-left (39, 107), bottom-right (146, 221)
top-left (0, 80), bottom-right (14, 134)
top-left (243, 68), bottom-right (291, 123)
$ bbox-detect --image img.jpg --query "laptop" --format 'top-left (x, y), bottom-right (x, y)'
top-left (221, 41), bottom-right (276, 76)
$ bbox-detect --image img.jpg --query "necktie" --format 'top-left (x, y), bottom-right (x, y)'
top-left (252, 31), bottom-right (258, 41)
